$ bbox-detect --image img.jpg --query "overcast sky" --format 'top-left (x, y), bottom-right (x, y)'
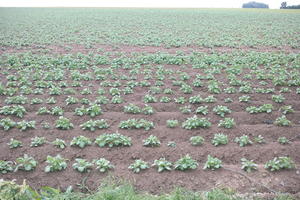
top-left (0, 0), bottom-right (299, 9)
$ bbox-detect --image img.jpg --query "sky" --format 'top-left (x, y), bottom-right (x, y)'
top-left (0, 0), bottom-right (299, 9)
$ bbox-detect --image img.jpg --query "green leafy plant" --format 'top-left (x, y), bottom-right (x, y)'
top-left (0, 160), bottom-right (14, 174)
top-left (254, 135), bottom-right (265, 144)
top-left (16, 120), bottom-right (36, 131)
top-left (203, 155), bottom-right (222, 170)
top-left (179, 105), bottom-right (192, 114)
top-left (0, 118), bottom-right (16, 131)
top-left (218, 118), bottom-right (235, 129)
top-left (152, 158), bottom-right (172, 172)
top-left (30, 136), bottom-right (46, 147)
top-left (80, 119), bottom-right (109, 131)
top-left (111, 95), bottom-right (123, 104)
top-left (174, 155), bottom-right (198, 171)
top-left (213, 105), bottom-right (231, 117)
top-left (278, 137), bottom-right (290, 145)
top-left (45, 155), bottom-right (67, 172)
top-left (182, 115), bottom-right (211, 129)
top-left (7, 138), bottom-right (22, 148)
top-left (86, 104), bottom-right (103, 117)
top-left (190, 136), bottom-right (205, 146)
top-left (124, 104), bottom-right (141, 114)
top-left (93, 158), bottom-right (114, 172)
top-left (51, 106), bottom-right (64, 116)
top-left (272, 94), bottom-right (285, 103)
top-left (95, 132), bottom-right (132, 147)
top-left (234, 135), bottom-right (253, 147)
top-left (166, 119), bottom-right (179, 128)
top-left (52, 138), bottom-right (66, 149)
top-left (72, 158), bottom-right (93, 173)
top-left (241, 158), bottom-right (258, 172)
top-left (119, 119), bottom-right (154, 130)
top-left (239, 95), bottom-right (250, 103)
top-left (142, 104), bottom-right (154, 115)
top-left (70, 136), bottom-right (92, 148)
top-left (143, 94), bottom-right (157, 103)
top-left (274, 115), bottom-right (291, 126)
top-left (174, 97), bottom-right (186, 104)
top-left (15, 154), bottom-right (37, 171)
top-left (55, 116), bottom-right (73, 130)
top-left (128, 159), bottom-right (149, 173)
top-left (195, 106), bottom-right (209, 115)
top-left (265, 156), bottom-right (295, 171)
top-left (279, 105), bottom-right (294, 115)
top-left (143, 135), bottom-right (161, 147)
top-left (212, 133), bottom-right (228, 146)
top-left (0, 105), bottom-right (26, 118)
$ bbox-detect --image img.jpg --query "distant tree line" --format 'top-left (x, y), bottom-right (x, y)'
top-left (242, 1), bottom-right (269, 8)
top-left (280, 2), bottom-right (300, 9)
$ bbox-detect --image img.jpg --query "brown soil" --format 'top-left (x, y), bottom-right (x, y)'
top-left (1, 46), bottom-right (300, 195)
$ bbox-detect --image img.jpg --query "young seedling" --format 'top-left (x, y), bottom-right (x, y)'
top-left (128, 159), bottom-right (149, 173)
top-left (152, 158), bottom-right (173, 172)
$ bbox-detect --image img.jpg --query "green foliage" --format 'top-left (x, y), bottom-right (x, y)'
top-left (72, 158), bottom-right (93, 173)
top-left (45, 155), bottom-right (67, 172)
top-left (16, 120), bottom-right (36, 131)
top-left (143, 94), bottom-right (157, 103)
top-left (15, 154), bottom-right (38, 171)
top-left (70, 136), bottom-right (92, 148)
top-left (80, 119), bottom-right (109, 131)
top-left (182, 115), bottom-right (211, 129)
top-left (195, 106), bottom-right (209, 115)
top-left (203, 155), bottom-right (222, 170)
top-left (0, 105), bottom-right (26, 118)
top-left (278, 137), bottom-right (290, 145)
top-left (7, 138), bottom-right (22, 148)
top-left (52, 138), bottom-right (66, 149)
top-left (174, 155), bottom-right (198, 171)
top-left (0, 118), bottom-right (16, 131)
top-left (143, 135), bottom-right (161, 147)
top-left (254, 135), bottom-right (265, 144)
top-left (0, 160), bottom-right (14, 174)
top-left (30, 136), bottom-right (46, 147)
top-left (213, 105), bottom-right (231, 117)
top-left (51, 106), bottom-right (64, 116)
top-left (212, 133), bottom-right (228, 146)
top-left (218, 118), bottom-right (235, 129)
top-left (241, 158), bottom-right (258, 172)
top-left (128, 159), bottom-right (149, 173)
top-left (274, 115), bottom-right (291, 126)
top-left (93, 158), bottom-right (114, 172)
top-left (190, 136), bottom-right (205, 146)
top-left (95, 132), bottom-right (132, 147)
top-left (265, 156), bottom-right (295, 171)
top-left (86, 104), bottom-right (103, 117)
top-left (119, 119), bottom-right (154, 130)
top-left (234, 135), bottom-right (253, 147)
top-left (124, 104), bottom-right (141, 114)
top-left (55, 116), bottom-right (73, 130)
top-left (152, 158), bottom-right (172, 172)
top-left (272, 94), bottom-right (285, 103)
top-left (166, 119), bottom-right (179, 128)
top-left (279, 105), bottom-right (294, 115)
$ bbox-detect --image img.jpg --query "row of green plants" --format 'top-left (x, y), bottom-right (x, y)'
top-left (6, 133), bottom-right (293, 150)
top-left (0, 154), bottom-right (295, 174)
top-left (0, 113), bottom-right (293, 132)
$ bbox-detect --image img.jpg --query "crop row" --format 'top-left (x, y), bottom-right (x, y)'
top-left (6, 133), bottom-right (294, 150)
top-left (1, 153), bottom-right (295, 175)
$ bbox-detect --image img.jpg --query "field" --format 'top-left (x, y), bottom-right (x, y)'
top-left (0, 8), bottom-right (300, 199)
